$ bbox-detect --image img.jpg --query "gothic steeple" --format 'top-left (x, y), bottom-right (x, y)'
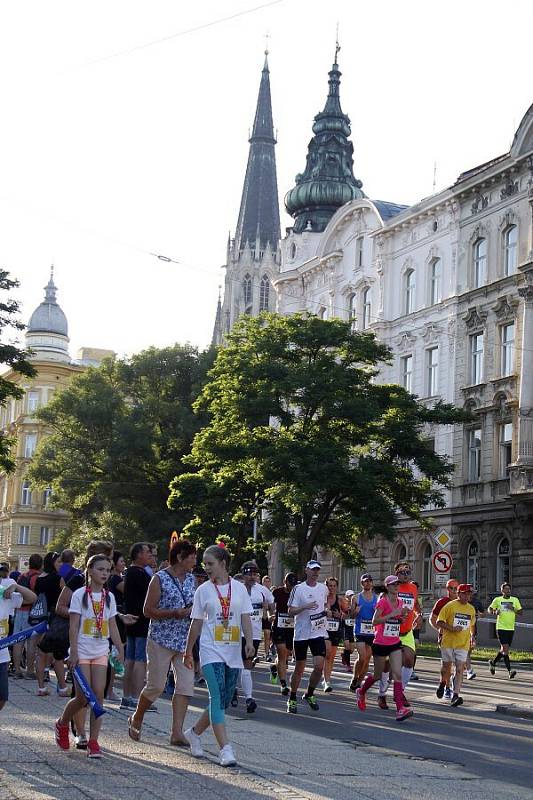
top-left (285, 45), bottom-right (364, 234)
top-left (234, 51), bottom-right (281, 257)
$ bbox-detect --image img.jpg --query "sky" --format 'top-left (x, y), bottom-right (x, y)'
top-left (1, 0), bottom-right (533, 359)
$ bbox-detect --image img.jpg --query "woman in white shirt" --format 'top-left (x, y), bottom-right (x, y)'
top-left (184, 544), bottom-right (254, 767)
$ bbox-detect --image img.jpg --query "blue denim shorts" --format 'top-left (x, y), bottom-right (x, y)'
top-left (125, 635), bottom-right (147, 662)
top-left (0, 662), bottom-right (8, 702)
top-left (12, 609), bottom-right (30, 635)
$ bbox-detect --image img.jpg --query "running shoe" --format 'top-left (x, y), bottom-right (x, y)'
top-left (410, 672), bottom-right (420, 681)
top-left (396, 706), bottom-right (413, 722)
top-left (436, 682), bottom-right (445, 699)
top-left (466, 669), bottom-right (476, 680)
top-left (219, 744), bottom-right (237, 767)
top-left (323, 681), bottom-right (332, 693)
top-left (270, 669), bottom-right (278, 685)
top-left (286, 698), bottom-right (297, 714)
top-left (75, 735), bottom-right (88, 750)
top-left (184, 727), bottom-right (204, 758)
top-left (356, 688), bottom-right (366, 712)
top-left (119, 697), bottom-right (135, 710)
top-left (86, 740), bottom-right (102, 758)
top-left (377, 694), bottom-right (388, 710)
top-left (265, 655), bottom-right (273, 663)
top-left (509, 670), bottom-right (517, 680)
top-left (246, 698), bottom-right (257, 713)
top-left (444, 687), bottom-right (452, 700)
top-left (230, 689), bottom-right (238, 707)
top-left (349, 679), bottom-right (360, 693)
top-left (54, 718), bottom-right (70, 751)
top-left (57, 687), bottom-right (70, 697)
top-left (488, 659), bottom-right (496, 676)
top-left (451, 694), bottom-right (464, 707)
top-left (280, 684), bottom-right (290, 696)
top-left (303, 693), bottom-right (319, 711)
top-left (37, 687), bottom-right (50, 696)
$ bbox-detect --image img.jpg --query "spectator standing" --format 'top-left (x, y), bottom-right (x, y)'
top-left (12, 553), bottom-right (43, 678)
top-left (35, 552), bottom-right (69, 697)
top-left (122, 542), bottom-right (152, 709)
top-left (1, 564), bottom-right (37, 712)
top-left (58, 549), bottom-right (81, 587)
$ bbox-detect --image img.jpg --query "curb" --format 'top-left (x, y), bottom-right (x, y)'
top-left (495, 704), bottom-right (533, 720)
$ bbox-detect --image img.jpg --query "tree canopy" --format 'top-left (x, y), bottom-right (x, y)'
top-left (169, 313), bottom-right (466, 570)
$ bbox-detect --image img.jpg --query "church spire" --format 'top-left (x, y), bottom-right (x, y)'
top-left (234, 51), bottom-right (281, 256)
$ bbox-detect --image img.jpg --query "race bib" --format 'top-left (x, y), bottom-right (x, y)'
top-left (344, 618), bottom-right (355, 628)
top-left (277, 613), bottom-right (294, 629)
top-left (453, 613), bottom-right (471, 630)
top-left (0, 618), bottom-right (8, 638)
top-left (214, 611), bottom-right (240, 645)
top-left (326, 618), bottom-right (340, 632)
top-left (359, 620), bottom-right (374, 635)
top-left (310, 611), bottom-right (326, 632)
top-left (81, 618), bottom-right (109, 639)
top-left (383, 621), bottom-right (400, 638)
top-left (398, 592), bottom-right (415, 610)
top-left (501, 602), bottom-right (514, 612)
top-left (251, 602), bottom-right (263, 621)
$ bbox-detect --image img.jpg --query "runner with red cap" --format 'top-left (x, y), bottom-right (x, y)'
top-left (430, 579), bottom-right (459, 700)
top-left (436, 583), bottom-right (476, 707)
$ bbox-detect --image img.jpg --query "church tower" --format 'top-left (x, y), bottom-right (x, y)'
top-left (212, 51), bottom-right (281, 345)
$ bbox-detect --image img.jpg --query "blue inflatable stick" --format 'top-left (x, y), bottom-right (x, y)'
top-left (73, 666), bottom-right (106, 719)
top-left (0, 621), bottom-right (48, 650)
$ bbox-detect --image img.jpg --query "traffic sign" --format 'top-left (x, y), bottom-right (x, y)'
top-left (433, 528), bottom-right (451, 549)
top-left (432, 550), bottom-right (453, 574)
top-left (434, 573), bottom-right (448, 586)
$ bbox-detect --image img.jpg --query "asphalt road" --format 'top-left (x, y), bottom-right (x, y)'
top-left (223, 655), bottom-right (533, 791)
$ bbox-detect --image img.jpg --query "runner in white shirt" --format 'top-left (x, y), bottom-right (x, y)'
top-left (286, 560), bottom-right (328, 714)
top-left (236, 561), bottom-right (274, 713)
top-left (184, 544), bottom-right (254, 768)
top-left (0, 564), bottom-right (37, 712)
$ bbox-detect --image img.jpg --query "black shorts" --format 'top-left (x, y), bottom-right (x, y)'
top-left (327, 630), bottom-right (342, 647)
top-left (371, 641), bottom-right (402, 657)
top-left (497, 629), bottom-right (515, 646)
top-left (241, 638), bottom-right (260, 663)
top-left (294, 637), bottom-right (326, 662)
top-left (262, 618), bottom-right (272, 631)
top-left (272, 627), bottom-right (294, 648)
top-left (355, 634), bottom-right (374, 645)
top-left (343, 624), bottom-right (354, 643)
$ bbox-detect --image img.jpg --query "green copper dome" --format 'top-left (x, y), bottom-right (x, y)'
top-left (285, 51), bottom-right (364, 233)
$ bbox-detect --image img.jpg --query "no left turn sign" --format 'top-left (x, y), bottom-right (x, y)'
top-left (432, 550), bottom-right (453, 574)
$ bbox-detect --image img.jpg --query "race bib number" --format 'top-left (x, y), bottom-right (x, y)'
top-left (277, 613), bottom-right (294, 629)
top-left (501, 602), bottom-right (514, 612)
top-left (360, 620), bottom-right (374, 635)
top-left (0, 618), bottom-right (9, 638)
top-left (326, 618), bottom-right (340, 632)
top-left (453, 613), bottom-right (471, 630)
top-left (251, 602), bottom-right (263, 621)
top-left (214, 611), bottom-right (240, 645)
top-left (344, 618), bottom-right (355, 628)
top-left (310, 611), bottom-right (326, 632)
top-left (398, 592), bottom-right (415, 610)
top-left (81, 618), bottom-right (109, 639)
top-left (383, 621), bottom-right (400, 638)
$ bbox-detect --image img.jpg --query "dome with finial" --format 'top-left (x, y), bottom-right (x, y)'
top-left (26, 268), bottom-right (70, 362)
top-left (284, 43), bottom-right (365, 234)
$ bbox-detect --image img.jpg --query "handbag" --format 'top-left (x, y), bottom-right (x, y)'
top-left (38, 613), bottom-right (70, 659)
top-left (28, 593), bottom-right (48, 626)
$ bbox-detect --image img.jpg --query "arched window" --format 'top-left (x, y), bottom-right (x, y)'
top-left (466, 540), bottom-right (479, 588)
top-left (429, 258), bottom-right (442, 305)
top-left (259, 275), bottom-right (270, 312)
top-left (362, 288), bottom-right (371, 329)
top-left (473, 238), bottom-right (487, 288)
top-left (422, 543), bottom-right (433, 591)
top-left (404, 269), bottom-right (415, 314)
top-left (290, 242), bottom-right (297, 260)
top-left (391, 542), bottom-right (407, 572)
top-left (242, 274), bottom-right (252, 311)
top-left (496, 537), bottom-right (510, 589)
top-left (503, 225), bottom-right (517, 276)
top-left (348, 293), bottom-right (356, 330)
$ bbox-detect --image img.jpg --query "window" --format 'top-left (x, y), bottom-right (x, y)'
top-left (499, 422), bottom-right (513, 477)
top-left (503, 225), bottom-right (517, 276)
top-left (496, 537), bottom-right (510, 589)
top-left (422, 543), bottom-right (433, 591)
top-left (468, 427), bottom-right (482, 481)
top-left (26, 391), bottom-right (39, 413)
top-left (317, 305), bottom-right (327, 320)
top-left (429, 258), bottom-right (442, 305)
top-left (362, 288), bottom-right (371, 329)
top-left (404, 269), bottom-right (416, 314)
top-left (40, 526), bottom-right (52, 547)
top-left (24, 433), bottom-right (37, 459)
top-left (43, 488), bottom-right (52, 507)
top-left (20, 481), bottom-right (32, 506)
top-left (290, 242), bottom-right (297, 260)
top-left (259, 275), bottom-right (270, 312)
top-left (426, 347), bottom-right (439, 396)
top-left (242, 274), bottom-right (252, 310)
top-left (501, 323), bottom-right (515, 376)
top-left (401, 355), bottom-right (413, 392)
top-left (356, 236), bottom-right (364, 268)
top-left (466, 540), bottom-right (479, 588)
top-left (470, 333), bottom-right (484, 384)
top-left (348, 293), bottom-right (356, 330)
top-left (473, 238), bottom-right (487, 288)
top-left (18, 525), bottom-right (29, 545)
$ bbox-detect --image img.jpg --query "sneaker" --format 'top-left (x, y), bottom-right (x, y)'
top-left (57, 687), bottom-right (70, 697)
top-left (270, 670), bottom-right (278, 685)
top-left (119, 697), bottom-right (135, 710)
top-left (444, 687), bottom-right (452, 700)
top-left (265, 655), bottom-right (273, 663)
top-left (303, 693), bottom-right (319, 711)
top-left (436, 682), bottom-right (445, 699)
top-left (38, 687), bottom-right (50, 696)
top-left (396, 706), bottom-right (414, 722)
top-left (349, 679), bottom-right (360, 693)
top-left (230, 689), bottom-right (238, 707)
top-left (184, 727), bottom-right (204, 758)
top-left (280, 684), bottom-right (290, 696)
top-left (466, 669), bottom-right (476, 680)
top-left (377, 694), bottom-right (388, 710)
top-left (451, 694), bottom-right (464, 707)
top-left (245, 698), bottom-right (257, 713)
top-left (410, 671), bottom-right (420, 681)
top-left (219, 744), bottom-right (237, 767)
top-left (87, 739), bottom-right (102, 758)
top-left (286, 698), bottom-right (297, 714)
top-left (75, 735), bottom-right (88, 750)
top-left (488, 659), bottom-right (496, 676)
top-left (54, 718), bottom-right (70, 750)
top-left (323, 681), bottom-right (332, 693)
top-left (356, 688), bottom-right (366, 711)
top-left (509, 670), bottom-right (517, 680)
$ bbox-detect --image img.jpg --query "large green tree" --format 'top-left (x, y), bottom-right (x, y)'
top-left (28, 344), bottom-right (213, 554)
top-left (0, 270), bottom-right (36, 472)
top-left (169, 313), bottom-right (467, 570)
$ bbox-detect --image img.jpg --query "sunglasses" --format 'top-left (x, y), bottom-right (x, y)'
top-left (397, 570), bottom-right (411, 575)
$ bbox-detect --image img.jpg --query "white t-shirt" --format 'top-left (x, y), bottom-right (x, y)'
top-left (288, 581), bottom-right (328, 641)
top-left (0, 579), bottom-right (23, 664)
top-left (249, 583), bottom-right (274, 640)
top-left (69, 587), bottom-right (117, 659)
top-left (191, 578), bottom-right (253, 669)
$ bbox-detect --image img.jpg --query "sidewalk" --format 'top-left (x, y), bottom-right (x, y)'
top-left (0, 678), bottom-right (531, 800)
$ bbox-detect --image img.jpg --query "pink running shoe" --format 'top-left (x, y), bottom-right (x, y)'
top-left (87, 739), bottom-right (102, 758)
top-left (396, 706), bottom-right (414, 722)
top-left (54, 718), bottom-right (70, 750)
top-left (356, 688), bottom-right (366, 711)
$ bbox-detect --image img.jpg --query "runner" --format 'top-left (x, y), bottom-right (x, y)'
top-left (270, 572), bottom-right (298, 695)
top-left (261, 575), bottom-right (274, 661)
top-left (0, 564), bottom-right (37, 712)
top-left (349, 574), bottom-right (377, 693)
top-left (465, 587), bottom-right (484, 680)
top-left (340, 589), bottom-right (355, 672)
top-left (238, 561), bottom-right (274, 712)
top-left (183, 544), bottom-right (254, 767)
top-left (323, 577), bottom-right (342, 692)
top-left (286, 560), bottom-right (328, 714)
top-left (54, 555), bottom-right (124, 757)
top-left (356, 575), bottom-right (413, 721)
top-left (429, 579), bottom-right (458, 699)
top-left (436, 583), bottom-right (476, 707)
top-left (488, 583), bottom-right (523, 679)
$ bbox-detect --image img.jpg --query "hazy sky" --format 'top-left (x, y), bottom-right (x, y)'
top-left (1, 0), bottom-right (532, 358)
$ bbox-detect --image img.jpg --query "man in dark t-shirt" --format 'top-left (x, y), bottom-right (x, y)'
top-left (121, 542), bottom-right (152, 710)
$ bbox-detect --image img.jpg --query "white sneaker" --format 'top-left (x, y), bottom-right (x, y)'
top-left (184, 727), bottom-right (204, 758)
top-left (219, 744), bottom-right (236, 767)
top-left (323, 681), bottom-right (332, 693)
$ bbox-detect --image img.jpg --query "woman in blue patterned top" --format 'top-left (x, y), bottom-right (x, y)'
top-left (127, 539), bottom-right (197, 745)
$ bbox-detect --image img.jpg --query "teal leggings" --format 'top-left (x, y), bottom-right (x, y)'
top-left (202, 662), bottom-right (240, 725)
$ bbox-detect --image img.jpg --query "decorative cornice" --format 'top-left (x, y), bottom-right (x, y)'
top-left (462, 306), bottom-right (488, 330)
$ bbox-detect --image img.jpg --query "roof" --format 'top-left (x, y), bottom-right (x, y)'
top-left (27, 271), bottom-right (68, 337)
top-left (373, 200), bottom-right (409, 221)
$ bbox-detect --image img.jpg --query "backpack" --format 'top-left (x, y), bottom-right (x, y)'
top-left (28, 592), bottom-right (48, 625)
top-left (17, 573), bottom-right (31, 589)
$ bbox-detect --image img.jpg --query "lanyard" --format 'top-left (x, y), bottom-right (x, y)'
top-left (87, 587), bottom-right (106, 634)
top-left (165, 570), bottom-right (188, 606)
top-left (213, 580), bottom-right (232, 628)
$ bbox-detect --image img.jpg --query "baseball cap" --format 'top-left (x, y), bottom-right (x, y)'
top-left (384, 574), bottom-right (400, 586)
top-left (457, 583), bottom-right (473, 593)
top-left (345, 589), bottom-right (355, 597)
top-left (306, 560), bottom-right (321, 570)
top-left (361, 573), bottom-right (373, 582)
top-left (446, 579), bottom-right (459, 589)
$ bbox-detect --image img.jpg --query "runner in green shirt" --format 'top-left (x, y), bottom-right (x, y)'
top-left (488, 583), bottom-right (522, 679)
